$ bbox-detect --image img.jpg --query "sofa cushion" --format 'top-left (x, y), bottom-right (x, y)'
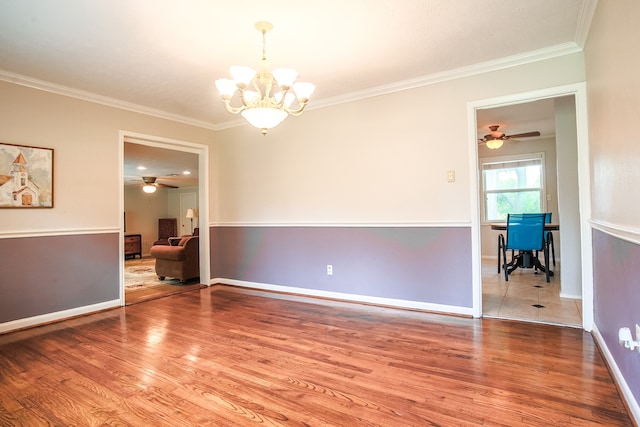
top-left (150, 245), bottom-right (185, 261)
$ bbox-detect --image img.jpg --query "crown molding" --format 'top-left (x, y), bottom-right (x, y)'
top-left (309, 42), bottom-right (583, 112)
top-left (575, 0), bottom-right (599, 49)
top-left (0, 41), bottom-right (583, 133)
top-left (0, 69), bottom-right (221, 131)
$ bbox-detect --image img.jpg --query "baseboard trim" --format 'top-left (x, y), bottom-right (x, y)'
top-left (592, 324), bottom-right (640, 424)
top-left (0, 299), bottom-right (121, 334)
top-left (210, 278), bottom-right (474, 317)
top-left (559, 292), bottom-right (582, 300)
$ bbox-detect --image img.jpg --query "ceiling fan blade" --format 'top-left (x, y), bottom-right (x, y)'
top-left (156, 183), bottom-right (179, 189)
top-left (506, 131), bottom-right (541, 139)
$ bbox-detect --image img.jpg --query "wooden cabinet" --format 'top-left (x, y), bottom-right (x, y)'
top-left (124, 234), bottom-right (142, 259)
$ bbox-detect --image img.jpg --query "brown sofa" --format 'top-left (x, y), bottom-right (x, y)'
top-left (149, 235), bottom-right (200, 284)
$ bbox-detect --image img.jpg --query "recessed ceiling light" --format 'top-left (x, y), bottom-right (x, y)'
top-left (183, 170), bottom-right (191, 175)
top-left (137, 166), bottom-right (147, 170)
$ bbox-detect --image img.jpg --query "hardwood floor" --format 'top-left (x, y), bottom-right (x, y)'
top-left (0, 286), bottom-right (632, 426)
top-left (124, 257), bottom-right (203, 305)
top-left (125, 280), bottom-right (203, 305)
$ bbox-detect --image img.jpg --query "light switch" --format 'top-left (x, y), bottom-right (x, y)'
top-left (447, 170), bottom-right (455, 183)
top-left (546, 194), bottom-right (552, 201)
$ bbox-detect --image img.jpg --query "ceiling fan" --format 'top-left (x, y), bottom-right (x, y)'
top-left (141, 176), bottom-right (178, 193)
top-left (478, 125), bottom-right (541, 149)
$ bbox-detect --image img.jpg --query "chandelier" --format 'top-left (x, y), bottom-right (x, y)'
top-left (215, 21), bottom-right (315, 135)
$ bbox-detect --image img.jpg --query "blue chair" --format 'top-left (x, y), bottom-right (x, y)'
top-left (544, 212), bottom-right (556, 267)
top-left (498, 213), bottom-right (551, 282)
top-left (531, 212), bottom-right (556, 269)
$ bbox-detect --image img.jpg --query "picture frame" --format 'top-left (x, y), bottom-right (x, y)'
top-left (0, 142), bottom-right (54, 208)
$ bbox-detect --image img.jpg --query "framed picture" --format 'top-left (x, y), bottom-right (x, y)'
top-left (0, 142), bottom-right (54, 208)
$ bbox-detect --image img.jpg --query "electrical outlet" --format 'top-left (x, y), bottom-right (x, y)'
top-left (327, 265), bottom-right (333, 275)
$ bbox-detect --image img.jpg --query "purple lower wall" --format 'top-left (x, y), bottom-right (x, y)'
top-left (593, 229), bottom-right (640, 405)
top-left (212, 226), bottom-right (473, 308)
top-left (0, 233), bottom-right (119, 323)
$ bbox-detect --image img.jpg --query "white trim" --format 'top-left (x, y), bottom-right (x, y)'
top-left (0, 299), bottom-right (120, 334)
top-left (469, 106), bottom-right (483, 318)
top-left (0, 69), bottom-right (219, 131)
top-left (591, 219), bottom-right (640, 246)
top-left (559, 292), bottom-right (582, 300)
top-left (592, 324), bottom-right (640, 425)
top-left (210, 221), bottom-right (471, 228)
top-left (575, 0), bottom-right (600, 49)
top-left (0, 227), bottom-right (118, 239)
top-left (120, 131), bottom-right (211, 307)
top-left (468, 83), bottom-right (593, 331)
top-left (0, 43), bottom-right (582, 132)
top-left (211, 278), bottom-right (474, 317)
top-left (306, 43), bottom-right (582, 114)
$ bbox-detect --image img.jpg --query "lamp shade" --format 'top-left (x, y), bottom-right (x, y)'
top-left (486, 138), bottom-right (504, 150)
top-left (241, 107), bottom-right (288, 131)
top-left (186, 208), bottom-right (195, 219)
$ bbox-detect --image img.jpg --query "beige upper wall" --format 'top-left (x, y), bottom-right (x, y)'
top-left (0, 80), bottom-right (215, 234)
top-left (214, 53), bottom-right (586, 224)
top-left (584, 1), bottom-right (640, 229)
top-left (0, 51), bottom-right (587, 232)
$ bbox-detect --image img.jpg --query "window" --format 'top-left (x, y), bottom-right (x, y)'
top-left (481, 153), bottom-right (545, 222)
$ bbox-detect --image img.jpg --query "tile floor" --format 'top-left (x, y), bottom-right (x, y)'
top-left (482, 257), bottom-right (582, 327)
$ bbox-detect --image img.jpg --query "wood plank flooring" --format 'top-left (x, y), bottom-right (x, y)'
top-left (0, 286), bottom-right (633, 426)
top-left (124, 256), bottom-right (204, 305)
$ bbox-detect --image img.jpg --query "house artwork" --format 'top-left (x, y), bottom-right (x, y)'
top-left (0, 145), bottom-right (52, 207)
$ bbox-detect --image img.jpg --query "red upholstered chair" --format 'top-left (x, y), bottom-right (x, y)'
top-left (153, 218), bottom-right (177, 246)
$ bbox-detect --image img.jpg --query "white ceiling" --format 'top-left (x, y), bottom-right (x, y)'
top-left (124, 142), bottom-right (199, 189)
top-left (0, 0), bottom-right (595, 184)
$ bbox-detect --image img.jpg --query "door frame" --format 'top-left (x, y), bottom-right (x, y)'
top-left (119, 130), bottom-right (210, 305)
top-left (467, 82), bottom-right (593, 331)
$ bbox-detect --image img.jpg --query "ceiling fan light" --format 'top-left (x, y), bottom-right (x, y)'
top-left (142, 184), bottom-right (157, 193)
top-left (486, 138), bottom-right (504, 150)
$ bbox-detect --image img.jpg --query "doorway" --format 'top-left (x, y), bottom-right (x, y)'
top-left (119, 131), bottom-right (210, 305)
top-left (468, 83), bottom-right (593, 331)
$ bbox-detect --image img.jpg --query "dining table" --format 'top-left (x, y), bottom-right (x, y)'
top-left (490, 223), bottom-right (559, 232)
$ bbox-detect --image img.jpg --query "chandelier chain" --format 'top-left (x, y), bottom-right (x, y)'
top-left (261, 29), bottom-right (267, 61)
